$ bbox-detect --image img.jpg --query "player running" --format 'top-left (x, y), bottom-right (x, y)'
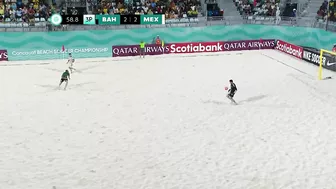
top-left (67, 53), bottom-right (76, 73)
top-left (226, 79), bottom-right (237, 104)
top-left (59, 70), bottom-right (70, 90)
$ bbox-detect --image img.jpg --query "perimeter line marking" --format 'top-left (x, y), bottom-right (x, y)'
top-left (261, 53), bottom-right (315, 79)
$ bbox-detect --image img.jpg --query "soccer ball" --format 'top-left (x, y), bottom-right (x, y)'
top-left (224, 86), bottom-right (228, 90)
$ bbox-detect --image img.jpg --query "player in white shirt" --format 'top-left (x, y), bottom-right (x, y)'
top-left (67, 53), bottom-right (76, 73)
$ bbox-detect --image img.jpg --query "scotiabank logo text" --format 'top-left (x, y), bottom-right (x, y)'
top-left (276, 40), bottom-right (303, 58)
top-left (170, 42), bottom-right (224, 53)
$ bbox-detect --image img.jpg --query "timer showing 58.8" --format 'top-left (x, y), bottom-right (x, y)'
top-left (50, 14), bottom-right (84, 25)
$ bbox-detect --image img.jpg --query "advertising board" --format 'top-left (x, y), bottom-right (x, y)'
top-left (302, 48), bottom-right (336, 71)
top-left (112, 39), bottom-right (275, 57)
top-left (275, 40), bottom-right (303, 59)
top-left (0, 50), bottom-right (8, 61)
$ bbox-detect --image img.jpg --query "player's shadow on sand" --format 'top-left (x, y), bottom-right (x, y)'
top-left (202, 100), bottom-right (226, 105)
top-left (203, 95), bottom-right (267, 105)
top-left (69, 82), bottom-right (95, 89)
top-left (36, 82), bottom-right (95, 92)
top-left (240, 95), bottom-right (267, 103)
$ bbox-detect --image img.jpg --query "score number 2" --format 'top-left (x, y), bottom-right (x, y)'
top-left (121, 15), bottom-right (141, 25)
top-left (124, 16), bottom-right (137, 23)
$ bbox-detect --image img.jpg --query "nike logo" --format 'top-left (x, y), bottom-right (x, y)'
top-left (327, 61), bottom-right (336, 66)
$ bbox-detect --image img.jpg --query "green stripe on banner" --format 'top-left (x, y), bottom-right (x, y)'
top-left (0, 25), bottom-right (335, 61)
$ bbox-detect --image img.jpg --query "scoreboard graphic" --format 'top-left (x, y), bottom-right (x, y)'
top-left (50, 14), bottom-right (166, 26)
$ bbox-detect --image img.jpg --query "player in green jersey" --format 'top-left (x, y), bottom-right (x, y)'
top-left (139, 41), bottom-right (145, 58)
top-left (59, 70), bottom-right (70, 90)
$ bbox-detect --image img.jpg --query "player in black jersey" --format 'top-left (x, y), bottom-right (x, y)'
top-left (227, 79), bottom-right (237, 104)
top-left (59, 70), bottom-right (70, 90)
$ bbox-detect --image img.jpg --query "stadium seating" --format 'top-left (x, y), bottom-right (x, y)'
top-left (2, 0), bottom-right (336, 25)
top-left (89, 0), bottom-right (202, 18)
top-left (206, 2), bottom-right (222, 18)
top-left (317, 0), bottom-right (336, 22)
top-left (0, 0), bottom-right (205, 24)
top-left (0, 0), bottom-right (60, 24)
top-left (234, 0), bottom-right (279, 16)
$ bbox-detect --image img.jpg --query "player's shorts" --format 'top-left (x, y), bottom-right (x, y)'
top-left (140, 48), bottom-right (145, 54)
top-left (228, 91), bottom-right (236, 98)
top-left (60, 78), bottom-right (68, 83)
